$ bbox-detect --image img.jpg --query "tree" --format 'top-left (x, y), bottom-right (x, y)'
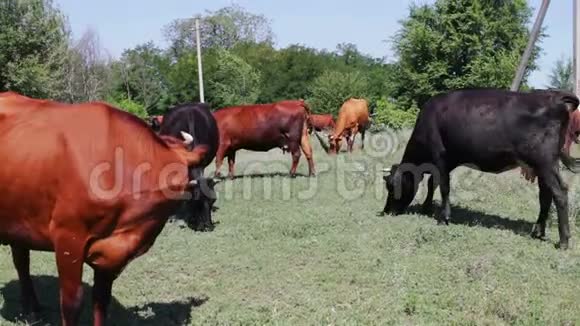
top-left (0, 0), bottom-right (70, 99)
top-left (164, 4), bottom-right (273, 58)
top-left (390, 0), bottom-right (541, 108)
top-left (308, 70), bottom-right (369, 115)
top-left (61, 28), bottom-right (111, 103)
top-left (109, 42), bottom-right (170, 113)
top-left (547, 56), bottom-right (573, 92)
top-left (205, 48), bottom-right (262, 108)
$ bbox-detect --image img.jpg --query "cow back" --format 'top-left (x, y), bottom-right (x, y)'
top-left (213, 101), bottom-right (308, 151)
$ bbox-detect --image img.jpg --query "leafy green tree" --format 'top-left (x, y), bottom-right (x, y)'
top-left (205, 48), bottom-right (261, 108)
top-left (110, 42), bottom-right (170, 113)
top-left (308, 70), bottom-right (369, 115)
top-left (0, 0), bottom-right (70, 99)
top-left (547, 56), bottom-right (573, 91)
top-left (390, 0), bottom-right (541, 108)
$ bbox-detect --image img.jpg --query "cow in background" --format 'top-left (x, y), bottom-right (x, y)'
top-left (213, 100), bottom-right (315, 178)
top-left (308, 114), bottom-right (335, 133)
top-left (383, 88), bottom-right (580, 250)
top-left (325, 98), bottom-right (370, 154)
top-left (0, 92), bottom-right (208, 325)
top-left (149, 115), bottom-right (164, 132)
top-left (158, 103), bottom-right (220, 231)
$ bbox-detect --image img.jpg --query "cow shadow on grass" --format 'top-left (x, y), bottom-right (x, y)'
top-left (219, 172), bottom-right (310, 180)
top-left (0, 276), bottom-right (207, 326)
top-left (406, 204), bottom-right (535, 237)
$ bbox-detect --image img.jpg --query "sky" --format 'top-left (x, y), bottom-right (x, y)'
top-left (54, 0), bottom-right (574, 88)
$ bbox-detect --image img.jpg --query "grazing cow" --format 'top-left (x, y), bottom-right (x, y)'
top-left (327, 98), bottom-right (370, 154)
top-left (213, 100), bottom-right (315, 178)
top-left (158, 103), bottom-right (220, 231)
top-left (308, 114), bottom-right (336, 133)
top-left (149, 115), bottom-right (163, 132)
top-left (382, 88), bottom-right (580, 250)
top-left (0, 92), bottom-right (208, 325)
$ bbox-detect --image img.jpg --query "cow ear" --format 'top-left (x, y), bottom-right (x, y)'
top-left (180, 131), bottom-right (194, 145)
top-left (561, 94), bottom-right (580, 112)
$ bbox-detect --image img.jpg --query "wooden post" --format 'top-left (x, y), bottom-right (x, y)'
top-left (511, 0), bottom-right (551, 91)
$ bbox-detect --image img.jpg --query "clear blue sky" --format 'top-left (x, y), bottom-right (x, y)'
top-left (54, 0), bottom-right (574, 88)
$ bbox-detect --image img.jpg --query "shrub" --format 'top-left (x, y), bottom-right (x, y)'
top-left (307, 70), bottom-right (369, 115)
top-left (371, 97), bottom-right (419, 131)
top-left (106, 97), bottom-right (148, 118)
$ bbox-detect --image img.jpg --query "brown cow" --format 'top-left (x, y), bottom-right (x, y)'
top-left (308, 114), bottom-right (335, 133)
top-left (327, 98), bottom-right (370, 154)
top-left (521, 109), bottom-right (580, 182)
top-left (213, 100), bottom-right (315, 178)
top-left (0, 92), bottom-right (208, 326)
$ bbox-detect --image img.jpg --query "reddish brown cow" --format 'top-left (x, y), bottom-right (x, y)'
top-left (308, 114), bottom-right (335, 133)
top-left (0, 92), bottom-right (208, 326)
top-left (327, 98), bottom-right (370, 154)
top-left (213, 100), bottom-right (315, 178)
top-left (521, 109), bottom-right (580, 182)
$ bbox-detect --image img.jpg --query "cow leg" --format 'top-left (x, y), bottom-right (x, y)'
top-left (360, 128), bottom-right (366, 150)
top-left (531, 178), bottom-right (552, 241)
top-left (11, 245), bottom-right (41, 319)
top-left (536, 167), bottom-right (570, 249)
top-left (93, 270), bottom-right (115, 326)
top-left (214, 146), bottom-right (228, 178)
top-left (300, 127), bottom-right (316, 176)
top-left (421, 174), bottom-right (438, 215)
top-left (227, 151), bottom-right (236, 179)
top-left (289, 144), bottom-right (301, 177)
top-left (349, 127), bottom-right (358, 152)
top-left (434, 160), bottom-right (451, 225)
top-left (55, 234), bottom-right (86, 326)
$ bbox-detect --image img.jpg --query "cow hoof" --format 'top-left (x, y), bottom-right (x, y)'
top-left (530, 224), bottom-right (547, 241)
top-left (556, 241), bottom-right (569, 250)
top-left (377, 211), bottom-right (386, 217)
top-left (436, 219), bottom-right (449, 226)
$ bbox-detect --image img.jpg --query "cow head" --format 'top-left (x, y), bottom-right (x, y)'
top-left (328, 134), bottom-right (343, 154)
top-left (186, 176), bottom-right (221, 231)
top-left (383, 163), bottom-right (424, 215)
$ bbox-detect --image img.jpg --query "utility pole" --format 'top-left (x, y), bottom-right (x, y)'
top-left (574, 0), bottom-right (580, 96)
top-left (195, 18), bottom-right (205, 103)
top-left (511, 0), bottom-right (551, 91)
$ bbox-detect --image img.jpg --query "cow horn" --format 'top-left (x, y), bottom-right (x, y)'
top-left (181, 131), bottom-right (194, 145)
top-left (189, 179), bottom-right (198, 186)
top-left (383, 168), bottom-right (391, 173)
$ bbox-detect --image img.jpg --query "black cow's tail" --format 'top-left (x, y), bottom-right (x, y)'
top-left (559, 151), bottom-right (580, 173)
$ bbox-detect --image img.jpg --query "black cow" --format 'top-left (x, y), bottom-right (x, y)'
top-left (383, 88), bottom-right (580, 249)
top-left (159, 103), bottom-right (220, 231)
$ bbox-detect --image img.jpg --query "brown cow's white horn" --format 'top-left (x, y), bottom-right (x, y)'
top-left (181, 131), bottom-right (194, 145)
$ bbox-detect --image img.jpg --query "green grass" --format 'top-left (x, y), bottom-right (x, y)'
top-left (3, 131), bottom-right (580, 325)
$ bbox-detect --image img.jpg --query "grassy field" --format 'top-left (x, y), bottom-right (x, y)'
top-left (2, 131), bottom-right (580, 325)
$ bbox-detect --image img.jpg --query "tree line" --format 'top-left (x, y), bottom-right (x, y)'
top-left (0, 0), bottom-right (558, 130)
